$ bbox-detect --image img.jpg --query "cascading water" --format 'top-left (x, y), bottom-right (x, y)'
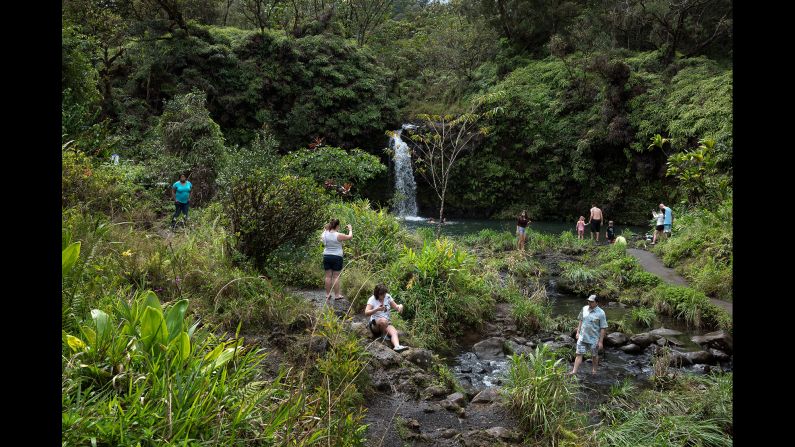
top-left (390, 124), bottom-right (420, 219)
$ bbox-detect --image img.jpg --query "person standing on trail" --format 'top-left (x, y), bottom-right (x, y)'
top-left (576, 216), bottom-right (586, 240)
top-left (171, 174), bottom-right (192, 229)
top-left (586, 204), bottom-right (603, 242)
top-left (365, 284), bottom-right (409, 352)
top-left (659, 203), bottom-right (673, 239)
top-left (606, 221), bottom-right (616, 244)
top-left (569, 294), bottom-right (608, 375)
top-left (516, 210), bottom-right (531, 250)
top-left (321, 219), bottom-right (352, 304)
top-left (651, 209), bottom-right (665, 245)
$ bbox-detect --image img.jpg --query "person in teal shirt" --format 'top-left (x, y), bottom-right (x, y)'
top-left (659, 203), bottom-right (673, 237)
top-left (171, 174), bottom-right (192, 229)
top-left (568, 294), bottom-right (608, 375)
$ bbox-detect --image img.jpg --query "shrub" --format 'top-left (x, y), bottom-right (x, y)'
top-left (223, 172), bottom-right (327, 268)
top-left (282, 146), bottom-right (387, 195)
top-left (627, 307), bottom-right (657, 328)
top-left (463, 229), bottom-right (516, 252)
top-left (62, 291), bottom-right (272, 445)
top-left (158, 89), bottom-right (226, 205)
top-left (328, 199), bottom-right (411, 269)
top-left (502, 346), bottom-right (581, 444)
top-left (643, 284), bottom-right (730, 331)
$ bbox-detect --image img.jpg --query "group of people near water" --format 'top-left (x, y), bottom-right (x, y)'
top-left (166, 174), bottom-right (667, 366)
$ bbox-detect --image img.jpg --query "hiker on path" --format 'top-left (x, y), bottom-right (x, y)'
top-left (659, 203), bottom-right (673, 238)
top-left (587, 204), bottom-right (603, 242)
top-left (321, 219), bottom-right (352, 304)
top-left (365, 284), bottom-right (409, 352)
top-left (517, 210), bottom-right (531, 250)
top-left (171, 174), bottom-right (192, 229)
top-left (569, 294), bottom-right (608, 375)
top-left (651, 209), bottom-right (665, 244)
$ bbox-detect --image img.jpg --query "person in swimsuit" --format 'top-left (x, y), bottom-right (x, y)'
top-left (576, 216), bottom-right (585, 240)
top-left (587, 204), bottom-right (603, 242)
top-left (516, 210), bottom-right (531, 250)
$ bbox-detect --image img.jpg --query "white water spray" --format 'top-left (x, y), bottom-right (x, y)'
top-left (390, 124), bottom-right (419, 218)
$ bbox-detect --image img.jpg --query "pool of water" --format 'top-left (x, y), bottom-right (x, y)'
top-left (400, 218), bottom-right (648, 238)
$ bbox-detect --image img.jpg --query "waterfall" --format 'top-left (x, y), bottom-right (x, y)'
top-left (390, 124), bottom-right (420, 219)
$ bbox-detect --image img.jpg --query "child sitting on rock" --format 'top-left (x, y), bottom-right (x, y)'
top-left (365, 284), bottom-right (409, 352)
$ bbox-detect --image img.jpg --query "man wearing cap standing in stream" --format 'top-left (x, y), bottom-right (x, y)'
top-left (568, 294), bottom-right (608, 375)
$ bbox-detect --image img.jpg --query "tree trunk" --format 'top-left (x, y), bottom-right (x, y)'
top-left (436, 197), bottom-right (445, 239)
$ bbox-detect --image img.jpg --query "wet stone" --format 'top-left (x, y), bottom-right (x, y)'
top-left (619, 343), bottom-right (643, 354)
top-left (471, 387), bottom-right (500, 404)
top-left (447, 392), bottom-right (467, 407)
top-left (649, 327), bottom-right (683, 337)
top-left (473, 337), bottom-right (507, 360)
top-left (629, 333), bottom-right (659, 348)
top-left (709, 348), bottom-right (730, 362)
top-left (605, 332), bottom-right (628, 347)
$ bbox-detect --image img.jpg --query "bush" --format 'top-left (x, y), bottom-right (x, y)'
top-left (62, 291), bottom-right (272, 445)
top-left (328, 199), bottom-right (411, 269)
top-left (502, 346), bottom-right (581, 444)
top-left (158, 90), bottom-right (226, 205)
top-left (644, 284), bottom-right (730, 331)
top-left (463, 229), bottom-right (516, 252)
top-left (627, 307), bottom-right (657, 328)
top-left (282, 146), bottom-right (387, 195)
top-left (223, 172), bottom-right (327, 268)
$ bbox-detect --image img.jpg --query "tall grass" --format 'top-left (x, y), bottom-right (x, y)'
top-left (502, 345), bottom-right (581, 445)
top-left (596, 373), bottom-right (733, 447)
top-left (644, 284), bottom-right (731, 332)
top-left (627, 307), bottom-right (657, 328)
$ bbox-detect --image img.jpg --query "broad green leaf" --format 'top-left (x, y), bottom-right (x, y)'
top-left (140, 306), bottom-right (168, 350)
top-left (165, 299), bottom-right (189, 342)
top-left (141, 291), bottom-right (162, 316)
top-left (170, 331), bottom-right (191, 363)
top-left (91, 309), bottom-right (111, 345)
top-left (81, 326), bottom-right (96, 348)
top-left (213, 347), bottom-right (236, 370)
top-left (62, 242), bottom-right (81, 276)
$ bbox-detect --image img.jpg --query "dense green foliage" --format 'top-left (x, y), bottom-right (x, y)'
top-left (654, 197), bottom-right (733, 300)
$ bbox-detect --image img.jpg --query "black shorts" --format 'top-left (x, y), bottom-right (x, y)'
top-left (591, 219), bottom-right (601, 232)
top-left (656, 224), bottom-right (664, 231)
top-left (323, 255), bottom-right (343, 271)
top-left (368, 319), bottom-right (386, 336)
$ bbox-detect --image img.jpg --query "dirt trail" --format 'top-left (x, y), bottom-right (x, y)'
top-left (626, 248), bottom-right (732, 316)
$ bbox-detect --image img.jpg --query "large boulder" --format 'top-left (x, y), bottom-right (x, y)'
top-left (471, 387), bottom-right (501, 404)
top-left (402, 348), bottom-right (434, 369)
top-left (473, 337), bottom-right (507, 360)
top-left (605, 332), bottom-right (629, 347)
top-left (619, 343), bottom-right (643, 354)
top-left (349, 322), bottom-right (371, 338)
top-left (709, 348), bottom-right (731, 362)
top-left (366, 342), bottom-right (402, 368)
top-left (649, 327), bottom-right (683, 337)
top-left (691, 330), bottom-right (733, 354)
top-left (447, 392), bottom-right (468, 407)
top-left (630, 333), bottom-right (659, 348)
top-left (505, 339), bottom-right (534, 356)
top-left (557, 334), bottom-right (577, 347)
top-left (684, 350), bottom-right (714, 365)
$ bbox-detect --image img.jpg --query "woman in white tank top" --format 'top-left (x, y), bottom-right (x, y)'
top-left (321, 218), bottom-right (353, 303)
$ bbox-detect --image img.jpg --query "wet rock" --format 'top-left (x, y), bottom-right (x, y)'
top-left (691, 330), bottom-right (733, 354)
top-left (366, 342), bottom-right (402, 368)
top-left (473, 337), bottom-right (507, 360)
top-left (471, 387), bottom-right (501, 404)
top-left (422, 385), bottom-right (448, 399)
top-left (435, 428), bottom-right (458, 439)
top-left (656, 337), bottom-right (668, 347)
top-left (526, 340), bottom-right (537, 348)
top-left (605, 332), bottom-right (628, 347)
top-left (505, 340), bottom-right (534, 356)
top-left (447, 392), bottom-right (468, 407)
top-left (459, 366), bottom-right (473, 373)
top-left (629, 333), bottom-right (659, 348)
top-left (485, 426), bottom-right (523, 443)
top-left (513, 337), bottom-right (527, 344)
top-left (557, 334), bottom-right (576, 346)
top-left (308, 335), bottom-right (328, 355)
top-left (668, 350), bottom-right (691, 367)
top-left (692, 364), bottom-right (712, 374)
top-left (349, 322), bottom-right (370, 338)
top-left (684, 350), bottom-right (714, 365)
top-left (646, 344), bottom-right (660, 356)
top-left (440, 399), bottom-right (461, 413)
top-left (402, 348), bottom-right (434, 369)
top-left (404, 418), bottom-right (421, 431)
top-left (619, 343), bottom-right (643, 354)
top-left (543, 341), bottom-right (569, 351)
top-left (649, 327), bottom-right (683, 337)
top-left (372, 377), bottom-right (391, 392)
top-left (709, 348), bottom-right (730, 362)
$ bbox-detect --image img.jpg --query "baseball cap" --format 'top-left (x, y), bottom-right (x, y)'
top-left (587, 294), bottom-right (597, 302)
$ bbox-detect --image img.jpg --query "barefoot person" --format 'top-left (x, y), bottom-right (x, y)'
top-left (516, 210), bottom-right (531, 250)
top-left (171, 173), bottom-right (192, 229)
top-left (576, 216), bottom-right (586, 240)
top-left (587, 204), bottom-right (603, 242)
top-left (321, 219), bottom-right (352, 303)
top-left (659, 203), bottom-right (673, 239)
top-left (365, 284), bottom-right (409, 352)
top-left (569, 294), bottom-right (608, 375)
top-left (651, 209), bottom-right (665, 245)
